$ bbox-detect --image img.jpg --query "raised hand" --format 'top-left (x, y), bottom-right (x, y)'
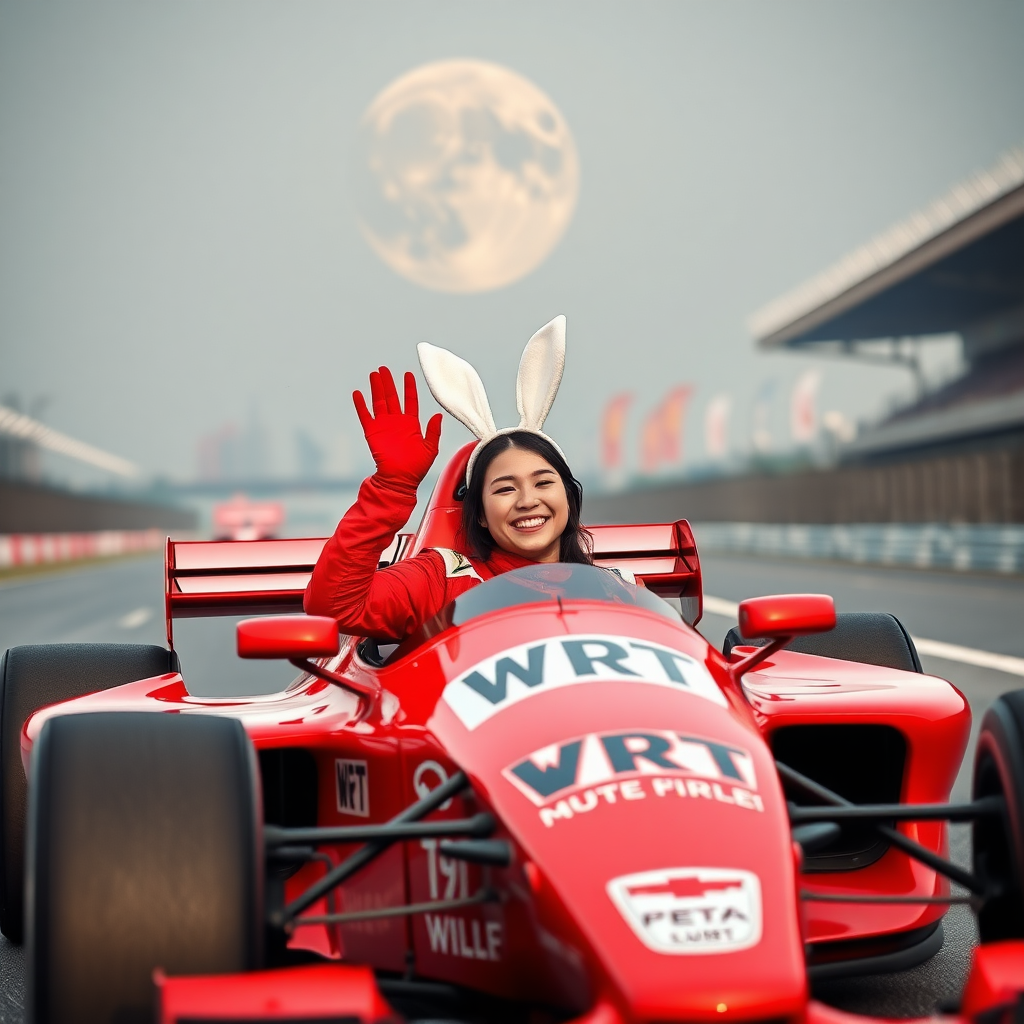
top-left (353, 367), bottom-right (443, 487)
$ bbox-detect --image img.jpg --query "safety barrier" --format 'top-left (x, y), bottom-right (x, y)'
top-left (0, 529), bottom-right (164, 570)
top-left (7, 523), bottom-right (1023, 576)
top-left (691, 522), bottom-right (1024, 575)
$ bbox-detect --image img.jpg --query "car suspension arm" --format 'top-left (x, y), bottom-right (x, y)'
top-left (290, 657), bottom-right (379, 708)
top-left (292, 887), bottom-right (496, 927)
top-left (788, 796), bottom-right (1004, 824)
top-left (269, 768), bottom-right (471, 928)
top-left (800, 890), bottom-right (976, 905)
top-left (265, 812), bottom-right (495, 848)
top-left (777, 760), bottom-right (988, 896)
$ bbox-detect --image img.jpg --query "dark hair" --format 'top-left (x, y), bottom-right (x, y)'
top-left (460, 431), bottom-right (593, 565)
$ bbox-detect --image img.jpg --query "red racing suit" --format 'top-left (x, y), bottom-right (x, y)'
top-left (304, 473), bottom-right (535, 640)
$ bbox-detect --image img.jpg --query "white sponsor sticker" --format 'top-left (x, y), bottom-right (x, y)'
top-left (443, 635), bottom-right (726, 730)
top-left (607, 867), bottom-right (762, 954)
top-left (335, 758), bottom-right (369, 817)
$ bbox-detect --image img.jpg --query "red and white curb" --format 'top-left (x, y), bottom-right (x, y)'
top-left (0, 530), bottom-right (163, 570)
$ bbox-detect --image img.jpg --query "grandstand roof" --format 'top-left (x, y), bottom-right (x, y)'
top-left (750, 146), bottom-right (1024, 353)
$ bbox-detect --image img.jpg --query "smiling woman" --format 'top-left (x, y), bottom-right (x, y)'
top-left (461, 432), bottom-right (591, 565)
top-left (304, 315), bottom-right (597, 641)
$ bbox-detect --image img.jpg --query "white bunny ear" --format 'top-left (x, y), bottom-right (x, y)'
top-left (516, 315), bottom-right (565, 432)
top-left (417, 342), bottom-right (497, 440)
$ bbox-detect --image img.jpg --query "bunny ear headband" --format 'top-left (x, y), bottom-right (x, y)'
top-left (417, 314), bottom-right (566, 485)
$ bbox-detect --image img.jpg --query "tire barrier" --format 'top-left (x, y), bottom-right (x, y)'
top-left (692, 522), bottom-right (1024, 575)
top-left (0, 530), bottom-right (163, 571)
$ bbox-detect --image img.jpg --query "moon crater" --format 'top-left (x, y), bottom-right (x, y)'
top-left (353, 59), bottom-right (579, 293)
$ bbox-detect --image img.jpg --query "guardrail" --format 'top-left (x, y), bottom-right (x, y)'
top-left (691, 522), bottom-right (1024, 575)
top-left (0, 529), bottom-right (164, 571)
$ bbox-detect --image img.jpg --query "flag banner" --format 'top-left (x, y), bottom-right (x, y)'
top-left (659, 386), bottom-right (693, 464)
top-left (600, 393), bottom-right (634, 469)
top-left (704, 394), bottom-right (732, 460)
top-left (790, 369), bottom-right (822, 443)
top-left (640, 385), bottom-right (693, 472)
top-left (641, 407), bottom-right (663, 473)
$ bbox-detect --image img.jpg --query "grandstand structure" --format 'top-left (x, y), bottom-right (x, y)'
top-left (590, 146), bottom-right (1024, 527)
top-left (751, 145), bottom-right (1024, 466)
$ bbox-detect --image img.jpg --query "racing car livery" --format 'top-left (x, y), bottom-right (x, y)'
top-left (2, 442), bottom-right (1023, 1024)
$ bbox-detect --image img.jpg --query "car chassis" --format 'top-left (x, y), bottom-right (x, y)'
top-left (4, 444), bottom-right (1024, 1024)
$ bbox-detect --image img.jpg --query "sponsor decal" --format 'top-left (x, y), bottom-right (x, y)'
top-left (607, 867), bottom-right (762, 954)
top-left (443, 635), bottom-right (726, 730)
top-left (420, 837), bottom-right (503, 961)
top-left (413, 759), bottom-right (453, 810)
top-left (335, 758), bottom-right (369, 817)
top-left (421, 838), bottom-right (469, 903)
top-left (504, 729), bottom-right (763, 827)
top-left (424, 913), bottom-right (502, 961)
top-left (433, 547), bottom-right (485, 582)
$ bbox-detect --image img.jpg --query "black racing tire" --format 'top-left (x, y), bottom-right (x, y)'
top-left (26, 711), bottom-right (263, 1024)
top-left (723, 611), bottom-right (922, 673)
top-left (972, 690), bottom-right (1024, 941)
top-left (0, 643), bottom-right (179, 944)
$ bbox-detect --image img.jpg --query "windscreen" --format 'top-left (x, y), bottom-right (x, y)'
top-left (447, 563), bottom-right (680, 629)
top-left (384, 564), bottom-right (685, 660)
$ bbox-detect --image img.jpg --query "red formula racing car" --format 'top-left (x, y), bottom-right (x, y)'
top-left (2, 443), bottom-right (1024, 1024)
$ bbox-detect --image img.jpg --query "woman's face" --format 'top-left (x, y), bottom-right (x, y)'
top-left (479, 446), bottom-right (569, 563)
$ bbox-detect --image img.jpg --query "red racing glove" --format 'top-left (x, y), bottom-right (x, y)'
top-left (353, 367), bottom-right (443, 488)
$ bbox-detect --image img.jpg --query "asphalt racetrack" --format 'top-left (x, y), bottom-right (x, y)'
top-left (2, 552), bottom-right (1023, 1021)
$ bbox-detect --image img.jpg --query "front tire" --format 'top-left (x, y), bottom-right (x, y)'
top-left (1, 643), bottom-right (179, 943)
top-left (973, 690), bottom-right (1024, 941)
top-left (26, 712), bottom-right (263, 1024)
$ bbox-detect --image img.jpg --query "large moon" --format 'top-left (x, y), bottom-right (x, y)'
top-left (353, 59), bottom-right (579, 293)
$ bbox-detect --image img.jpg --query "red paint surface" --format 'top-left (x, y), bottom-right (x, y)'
top-left (156, 963), bottom-right (395, 1023)
top-left (739, 593), bottom-right (837, 639)
top-left (236, 614), bottom-right (340, 659)
top-left (960, 940), bottom-right (1024, 1017)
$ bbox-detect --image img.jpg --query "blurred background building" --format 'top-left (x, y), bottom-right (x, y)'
top-left (589, 146), bottom-right (1024, 526)
top-left (0, 400), bottom-right (195, 539)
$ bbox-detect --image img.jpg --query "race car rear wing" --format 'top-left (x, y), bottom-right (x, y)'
top-left (164, 521), bottom-right (702, 645)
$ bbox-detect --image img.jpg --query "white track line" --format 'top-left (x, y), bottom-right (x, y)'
top-left (702, 594), bottom-right (1024, 679)
top-left (117, 607), bottom-right (153, 629)
top-left (910, 638), bottom-right (1024, 677)
top-left (703, 596), bottom-right (741, 618)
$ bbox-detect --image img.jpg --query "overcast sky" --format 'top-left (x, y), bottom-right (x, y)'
top-left (2, 1), bottom-right (1023, 482)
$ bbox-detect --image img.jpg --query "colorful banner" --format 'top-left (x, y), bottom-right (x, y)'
top-left (641, 408), bottom-right (663, 473)
top-left (790, 369), bottom-right (823, 444)
top-left (704, 394), bottom-right (732, 460)
top-left (641, 385), bottom-right (693, 472)
top-left (600, 393), bottom-right (634, 469)
top-left (659, 386), bottom-right (693, 464)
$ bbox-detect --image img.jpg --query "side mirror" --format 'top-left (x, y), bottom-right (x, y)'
top-left (738, 594), bottom-right (836, 639)
top-left (727, 594), bottom-right (836, 696)
top-left (237, 615), bottom-right (340, 660)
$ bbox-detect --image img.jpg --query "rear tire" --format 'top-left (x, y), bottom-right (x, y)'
top-left (1, 643), bottom-right (179, 943)
top-left (973, 690), bottom-right (1024, 941)
top-left (26, 712), bottom-right (263, 1024)
top-left (723, 611), bottom-right (922, 673)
